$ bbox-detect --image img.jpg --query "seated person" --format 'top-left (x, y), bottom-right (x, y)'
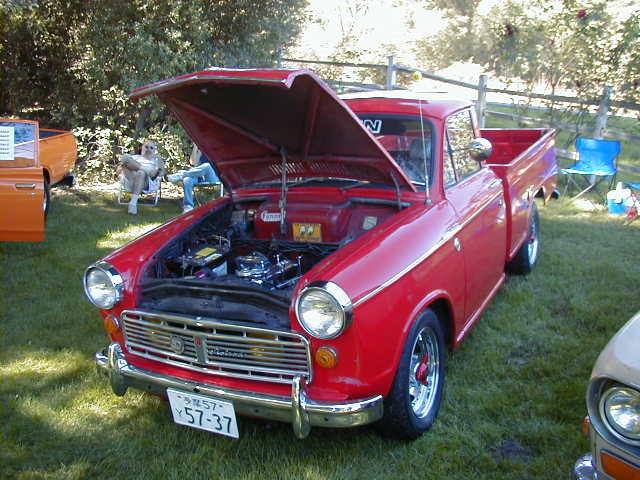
top-left (168, 144), bottom-right (220, 213)
top-left (120, 140), bottom-right (166, 215)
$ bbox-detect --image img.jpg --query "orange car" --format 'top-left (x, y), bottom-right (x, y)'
top-left (0, 118), bottom-right (77, 241)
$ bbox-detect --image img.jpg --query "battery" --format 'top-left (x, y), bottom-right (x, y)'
top-left (182, 236), bottom-right (230, 269)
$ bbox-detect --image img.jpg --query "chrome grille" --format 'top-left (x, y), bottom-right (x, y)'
top-left (122, 310), bottom-right (312, 384)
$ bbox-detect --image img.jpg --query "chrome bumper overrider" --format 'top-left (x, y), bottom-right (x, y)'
top-left (95, 343), bottom-right (383, 438)
top-left (573, 453), bottom-right (598, 480)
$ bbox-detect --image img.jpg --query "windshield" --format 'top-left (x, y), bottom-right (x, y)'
top-left (357, 114), bottom-right (434, 190)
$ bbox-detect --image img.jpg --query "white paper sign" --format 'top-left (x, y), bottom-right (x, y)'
top-left (0, 126), bottom-right (15, 161)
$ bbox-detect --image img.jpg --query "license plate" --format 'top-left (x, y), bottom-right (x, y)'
top-left (166, 388), bottom-right (239, 438)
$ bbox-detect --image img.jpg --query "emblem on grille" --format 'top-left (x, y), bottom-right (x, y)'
top-left (169, 335), bottom-right (185, 354)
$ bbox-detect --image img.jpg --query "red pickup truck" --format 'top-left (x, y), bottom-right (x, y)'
top-left (86, 69), bottom-right (557, 440)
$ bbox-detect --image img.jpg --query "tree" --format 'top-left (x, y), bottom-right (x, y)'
top-left (0, 0), bottom-right (307, 181)
top-left (417, 0), bottom-right (639, 105)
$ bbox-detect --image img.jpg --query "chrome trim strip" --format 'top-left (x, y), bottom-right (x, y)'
top-left (354, 190), bottom-right (504, 307)
top-left (95, 344), bottom-right (384, 437)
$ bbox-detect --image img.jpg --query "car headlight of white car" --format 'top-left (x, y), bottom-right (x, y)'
top-left (296, 281), bottom-right (353, 339)
top-left (84, 261), bottom-right (124, 309)
top-left (599, 385), bottom-right (640, 444)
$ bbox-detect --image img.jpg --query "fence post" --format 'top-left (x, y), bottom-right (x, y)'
top-left (277, 47), bottom-right (283, 68)
top-left (476, 74), bottom-right (488, 129)
top-left (386, 55), bottom-right (396, 90)
top-left (593, 86), bottom-right (612, 139)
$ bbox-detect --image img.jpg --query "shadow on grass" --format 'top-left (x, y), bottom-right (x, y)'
top-left (1, 191), bottom-right (638, 479)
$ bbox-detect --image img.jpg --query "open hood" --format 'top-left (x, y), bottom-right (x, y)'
top-left (130, 69), bottom-right (415, 191)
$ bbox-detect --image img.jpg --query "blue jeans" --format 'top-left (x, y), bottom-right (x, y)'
top-left (182, 163), bottom-right (219, 208)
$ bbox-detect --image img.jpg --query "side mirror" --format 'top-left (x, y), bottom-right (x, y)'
top-left (467, 138), bottom-right (493, 162)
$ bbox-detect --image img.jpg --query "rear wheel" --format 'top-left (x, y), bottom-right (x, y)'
top-left (507, 202), bottom-right (540, 275)
top-left (376, 309), bottom-right (445, 440)
top-left (43, 179), bottom-right (50, 218)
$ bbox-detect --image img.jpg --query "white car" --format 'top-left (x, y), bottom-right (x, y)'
top-left (574, 312), bottom-right (640, 479)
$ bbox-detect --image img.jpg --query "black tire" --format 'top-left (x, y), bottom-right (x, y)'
top-left (43, 178), bottom-right (50, 219)
top-left (376, 309), bottom-right (446, 440)
top-left (507, 202), bottom-right (540, 275)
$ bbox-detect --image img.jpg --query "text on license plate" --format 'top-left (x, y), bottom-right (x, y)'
top-left (166, 388), bottom-right (239, 438)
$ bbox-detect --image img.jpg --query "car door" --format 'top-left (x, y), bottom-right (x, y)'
top-left (443, 109), bottom-right (506, 323)
top-left (0, 119), bottom-right (45, 242)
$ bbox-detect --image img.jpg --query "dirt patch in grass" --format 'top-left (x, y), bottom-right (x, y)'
top-left (491, 439), bottom-right (534, 463)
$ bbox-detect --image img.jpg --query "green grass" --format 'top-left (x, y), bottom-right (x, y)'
top-left (1, 187), bottom-right (639, 479)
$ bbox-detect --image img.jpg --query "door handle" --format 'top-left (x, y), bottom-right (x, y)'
top-left (15, 183), bottom-right (36, 189)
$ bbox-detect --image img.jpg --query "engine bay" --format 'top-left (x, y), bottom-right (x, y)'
top-left (140, 193), bottom-right (398, 327)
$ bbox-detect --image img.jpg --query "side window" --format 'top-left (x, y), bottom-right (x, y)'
top-left (443, 153), bottom-right (456, 187)
top-left (445, 110), bottom-right (479, 182)
top-left (0, 121), bottom-right (37, 167)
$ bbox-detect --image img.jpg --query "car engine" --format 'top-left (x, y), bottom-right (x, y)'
top-left (139, 195), bottom-right (397, 328)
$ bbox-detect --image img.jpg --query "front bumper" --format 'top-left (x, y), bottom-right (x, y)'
top-left (95, 343), bottom-right (384, 438)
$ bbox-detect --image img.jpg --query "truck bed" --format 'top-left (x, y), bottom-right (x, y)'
top-left (39, 128), bottom-right (77, 185)
top-left (482, 128), bottom-right (558, 261)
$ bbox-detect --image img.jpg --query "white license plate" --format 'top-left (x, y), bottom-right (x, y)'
top-left (166, 388), bottom-right (239, 438)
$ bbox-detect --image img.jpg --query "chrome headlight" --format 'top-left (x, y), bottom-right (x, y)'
top-left (599, 386), bottom-right (640, 444)
top-left (296, 281), bottom-right (353, 339)
top-left (83, 262), bottom-right (124, 309)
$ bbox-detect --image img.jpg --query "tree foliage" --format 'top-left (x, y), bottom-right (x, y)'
top-left (0, 0), bottom-right (307, 181)
top-left (416, 0), bottom-right (640, 106)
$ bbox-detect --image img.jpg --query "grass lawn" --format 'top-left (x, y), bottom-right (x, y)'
top-left (1, 185), bottom-right (639, 479)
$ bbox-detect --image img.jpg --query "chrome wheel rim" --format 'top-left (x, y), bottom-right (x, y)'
top-left (408, 326), bottom-right (440, 418)
top-left (527, 215), bottom-right (539, 265)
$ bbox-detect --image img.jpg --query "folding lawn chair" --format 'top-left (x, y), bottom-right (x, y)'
top-left (117, 172), bottom-right (162, 206)
top-left (561, 137), bottom-right (621, 200)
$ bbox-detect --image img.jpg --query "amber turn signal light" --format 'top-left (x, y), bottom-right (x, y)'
top-left (601, 451), bottom-right (640, 480)
top-left (315, 346), bottom-right (338, 368)
top-left (104, 314), bottom-right (121, 336)
top-left (581, 415), bottom-right (591, 437)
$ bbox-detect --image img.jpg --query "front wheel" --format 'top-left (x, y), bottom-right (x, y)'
top-left (376, 309), bottom-right (446, 440)
top-left (507, 202), bottom-right (540, 275)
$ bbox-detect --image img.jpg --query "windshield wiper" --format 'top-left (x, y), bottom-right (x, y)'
top-left (341, 180), bottom-right (371, 190)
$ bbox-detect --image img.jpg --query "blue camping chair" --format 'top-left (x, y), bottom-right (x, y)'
top-left (561, 137), bottom-right (621, 200)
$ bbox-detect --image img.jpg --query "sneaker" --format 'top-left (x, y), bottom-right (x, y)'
top-left (127, 202), bottom-right (138, 215)
top-left (182, 205), bottom-right (194, 213)
top-left (167, 171), bottom-right (185, 183)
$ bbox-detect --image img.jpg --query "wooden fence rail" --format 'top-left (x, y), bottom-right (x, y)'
top-left (281, 55), bottom-right (640, 169)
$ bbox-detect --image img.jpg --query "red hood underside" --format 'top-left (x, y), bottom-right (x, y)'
top-left (130, 69), bottom-right (414, 191)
